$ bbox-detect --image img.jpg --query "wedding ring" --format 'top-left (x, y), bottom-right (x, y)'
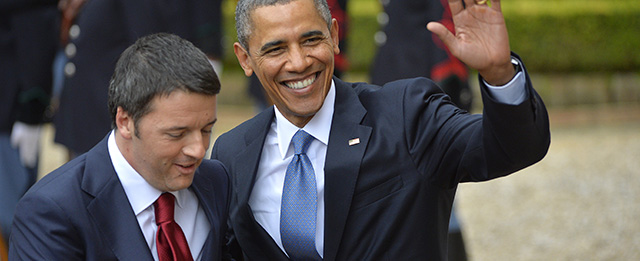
top-left (476, 0), bottom-right (488, 4)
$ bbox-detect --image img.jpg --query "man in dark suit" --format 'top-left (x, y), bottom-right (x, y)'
top-left (0, 0), bottom-right (57, 250)
top-left (10, 33), bottom-right (230, 260)
top-left (54, 0), bottom-right (225, 158)
top-left (212, 0), bottom-right (550, 259)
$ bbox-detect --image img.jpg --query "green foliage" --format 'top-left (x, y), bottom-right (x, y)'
top-left (343, 13), bottom-right (379, 73)
top-left (506, 12), bottom-right (640, 72)
top-left (220, 0), bottom-right (640, 73)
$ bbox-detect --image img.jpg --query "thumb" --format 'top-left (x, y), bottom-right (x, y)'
top-left (427, 22), bottom-right (456, 51)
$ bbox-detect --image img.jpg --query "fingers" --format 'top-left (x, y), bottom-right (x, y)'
top-left (463, 0), bottom-right (476, 9)
top-left (426, 22), bottom-right (456, 51)
top-left (448, 0), bottom-right (464, 16)
top-left (491, 0), bottom-right (502, 11)
top-left (472, 0), bottom-right (502, 11)
top-left (451, 0), bottom-right (502, 16)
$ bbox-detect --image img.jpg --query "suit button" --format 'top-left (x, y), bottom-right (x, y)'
top-left (69, 24), bottom-right (80, 40)
top-left (64, 62), bottom-right (76, 77)
top-left (65, 43), bottom-right (76, 58)
top-left (374, 31), bottom-right (387, 46)
top-left (377, 12), bottom-right (389, 26)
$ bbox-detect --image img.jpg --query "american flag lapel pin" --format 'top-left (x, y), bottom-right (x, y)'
top-left (348, 138), bottom-right (360, 146)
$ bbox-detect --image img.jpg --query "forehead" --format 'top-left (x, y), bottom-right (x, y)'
top-left (248, 0), bottom-right (326, 44)
top-left (143, 91), bottom-right (216, 123)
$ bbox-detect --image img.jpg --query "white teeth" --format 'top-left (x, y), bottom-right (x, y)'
top-left (285, 75), bottom-right (316, 89)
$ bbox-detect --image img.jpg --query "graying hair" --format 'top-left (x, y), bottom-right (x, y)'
top-left (108, 33), bottom-right (220, 137)
top-left (235, 0), bottom-right (332, 51)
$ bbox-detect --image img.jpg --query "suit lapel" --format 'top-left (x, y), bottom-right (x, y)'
top-left (232, 108), bottom-right (292, 258)
top-left (235, 108), bottom-right (274, 206)
top-left (82, 137), bottom-right (153, 260)
top-left (190, 169), bottom-right (218, 259)
top-left (323, 78), bottom-right (372, 260)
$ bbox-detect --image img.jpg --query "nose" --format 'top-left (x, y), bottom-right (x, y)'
top-left (183, 132), bottom-right (208, 160)
top-left (286, 45), bottom-right (310, 72)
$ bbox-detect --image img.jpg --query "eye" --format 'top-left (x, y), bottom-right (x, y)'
top-left (303, 37), bottom-right (322, 45)
top-left (167, 132), bottom-right (184, 138)
top-left (264, 46), bottom-right (284, 56)
top-left (202, 124), bottom-right (215, 134)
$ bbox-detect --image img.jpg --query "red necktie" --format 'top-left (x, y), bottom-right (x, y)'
top-left (154, 193), bottom-right (193, 261)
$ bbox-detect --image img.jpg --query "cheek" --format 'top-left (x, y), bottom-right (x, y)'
top-left (152, 143), bottom-right (181, 163)
top-left (256, 59), bottom-right (284, 80)
top-left (254, 64), bottom-right (285, 97)
top-left (317, 42), bottom-right (336, 60)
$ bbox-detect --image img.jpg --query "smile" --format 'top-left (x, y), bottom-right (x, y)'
top-left (177, 163), bottom-right (195, 168)
top-left (175, 162), bottom-right (198, 174)
top-left (284, 73), bottom-right (317, 89)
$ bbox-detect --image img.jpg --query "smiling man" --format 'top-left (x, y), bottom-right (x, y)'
top-left (10, 33), bottom-right (230, 260)
top-left (212, 0), bottom-right (550, 260)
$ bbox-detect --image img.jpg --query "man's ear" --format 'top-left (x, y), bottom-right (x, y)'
top-left (115, 107), bottom-right (134, 140)
top-left (234, 42), bottom-right (254, 77)
top-left (330, 18), bottom-right (340, 55)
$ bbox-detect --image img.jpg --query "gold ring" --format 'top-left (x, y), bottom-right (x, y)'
top-left (476, 0), bottom-right (488, 4)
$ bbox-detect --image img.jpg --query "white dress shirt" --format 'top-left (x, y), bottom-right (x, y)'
top-left (249, 66), bottom-right (526, 257)
top-left (108, 132), bottom-right (210, 260)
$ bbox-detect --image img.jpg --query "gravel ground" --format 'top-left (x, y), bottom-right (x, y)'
top-left (456, 109), bottom-right (640, 261)
top-left (39, 104), bottom-right (640, 260)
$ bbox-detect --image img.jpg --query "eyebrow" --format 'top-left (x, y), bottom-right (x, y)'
top-left (259, 40), bottom-right (284, 53)
top-left (164, 119), bottom-right (218, 131)
top-left (258, 30), bottom-right (325, 53)
top-left (302, 30), bottom-right (324, 39)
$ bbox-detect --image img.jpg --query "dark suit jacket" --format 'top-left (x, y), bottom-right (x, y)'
top-left (9, 135), bottom-right (231, 260)
top-left (211, 59), bottom-right (550, 260)
top-left (370, 0), bottom-right (449, 86)
top-left (0, 1), bottom-right (57, 132)
top-left (54, 0), bottom-right (224, 154)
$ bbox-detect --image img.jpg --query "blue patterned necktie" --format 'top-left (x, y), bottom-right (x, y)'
top-left (280, 130), bottom-right (321, 260)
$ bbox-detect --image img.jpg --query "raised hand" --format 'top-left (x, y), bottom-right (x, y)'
top-left (427, 0), bottom-right (515, 85)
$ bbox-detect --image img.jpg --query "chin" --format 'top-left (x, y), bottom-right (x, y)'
top-left (167, 176), bottom-right (195, 191)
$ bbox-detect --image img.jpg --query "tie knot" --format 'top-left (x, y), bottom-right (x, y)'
top-left (292, 130), bottom-right (314, 155)
top-left (154, 193), bottom-right (175, 225)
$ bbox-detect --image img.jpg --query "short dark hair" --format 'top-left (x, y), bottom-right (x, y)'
top-left (108, 33), bottom-right (220, 136)
top-left (235, 0), bottom-right (332, 51)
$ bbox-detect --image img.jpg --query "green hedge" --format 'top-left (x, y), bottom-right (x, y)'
top-left (506, 12), bottom-right (640, 73)
top-left (220, 0), bottom-right (640, 73)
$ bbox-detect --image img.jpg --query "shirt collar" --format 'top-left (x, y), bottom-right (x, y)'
top-left (107, 131), bottom-right (186, 215)
top-left (274, 79), bottom-right (336, 159)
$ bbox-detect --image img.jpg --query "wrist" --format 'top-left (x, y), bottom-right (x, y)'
top-left (481, 57), bottom-right (521, 86)
top-left (481, 64), bottom-right (515, 86)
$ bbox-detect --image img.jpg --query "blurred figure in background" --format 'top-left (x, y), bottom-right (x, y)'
top-left (247, 0), bottom-right (349, 112)
top-left (370, 0), bottom-right (472, 260)
top-left (54, 0), bottom-right (225, 159)
top-left (371, 0), bottom-right (472, 111)
top-left (0, 0), bottom-right (58, 253)
top-left (328, 0), bottom-right (349, 78)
